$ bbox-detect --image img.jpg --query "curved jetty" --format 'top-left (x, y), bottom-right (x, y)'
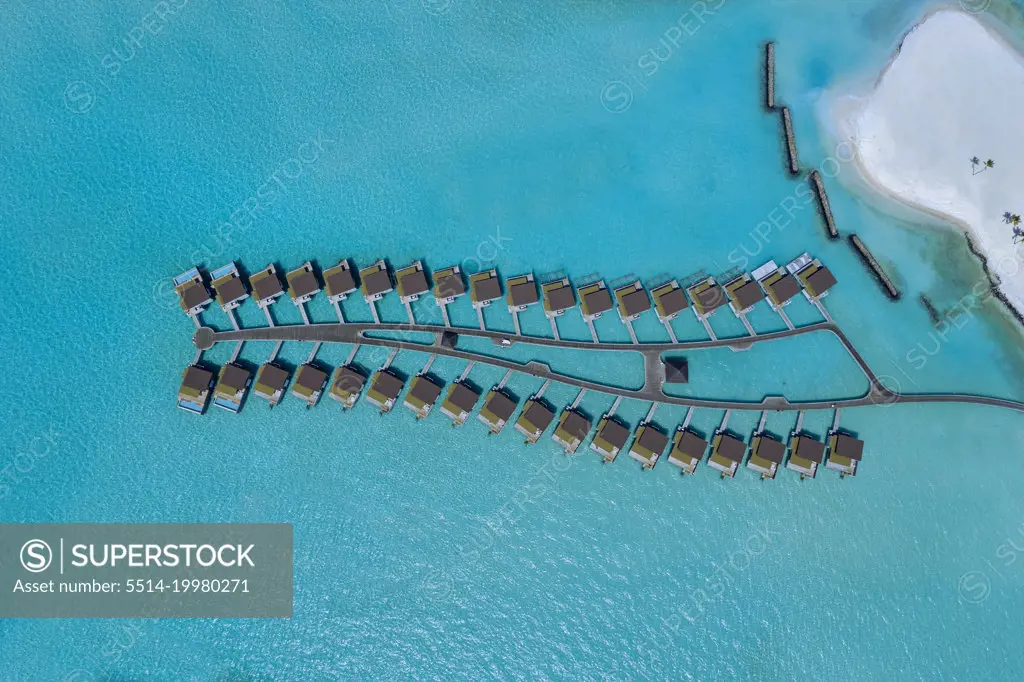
top-left (173, 255), bottom-right (1024, 484)
top-left (183, 256), bottom-right (1024, 418)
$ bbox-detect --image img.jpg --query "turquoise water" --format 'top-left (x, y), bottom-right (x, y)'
top-left (2, 0), bottom-right (1024, 679)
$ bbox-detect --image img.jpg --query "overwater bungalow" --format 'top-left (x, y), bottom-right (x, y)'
top-left (667, 429), bottom-right (708, 475)
top-left (651, 280), bottom-right (689, 322)
top-left (687, 277), bottom-right (728, 318)
top-left (210, 262), bottom-right (249, 311)
top-left (789, 254), bottom-right (837, 299)
top-left (433, 266), bottom-right (466, 326)
top-left (469, 269), bottom-right (503, 308)
top-left (286, 262), bottom-right (321, 306)
top-left (787, 435), bottom-right (825, 479)
top-left (514, 398), bottom-right (555, 444)
top-left (753, 261), bottom-right (801, 309)
top-left (291, 363), bottom-right (328, 408)
top-left (441, 381), bottom-right (480, 426)
top-left (725, 273), bottom-right (765, 315)
top-left (648, 278), bottom-right (688, 342)
top-left (433, 265), bottom-right (467, 303)
top-left (590, 415), bottom-right (630, 463)
top-left (396, 261), bottom-right (430, 304)
top-left (252, 362), bottom-right (290, 407)
top-left (329, 365), bottom-right (366, 410)
top-left (405, 374), bottom-right (443, 419)
top-left (177, 364), bottom-right (214, 414)
top-left (826, 432), bottom-right (864, 478)
top-left (359, 260), bottom-right (393, 302)
top-left (250, 265), bottom-right (286, 308)
top-left (173, 267), bottom-right (212, 316)
top-left (542, 275), bottom-right (576, 318)
top-left (506, 274), bottom-right (540, 311)
top-left (478, 388), bottom-right (517, 435)
top-left (323, 259), bottom-right (358, 303)
top-left (212, 362), bottom-right (252, 413)
top-left (628, 423), bottom-right (668, 470)
top-left (552, 408), bottom-right (591, 454)
top-left (615, 280), bottom-right (652, 322)
top-left (708, 432), bottom-right (746, 478)
top-left (747, 433), bottom-right (785, 479)
top-left (366, 369), bottom-right (405, 414)
top-left (801, 265), bottom-right (837, 299)
top-left (505, 273), bottom-right (539, 335)
top-left (578, 279), bottom-right (614, 322)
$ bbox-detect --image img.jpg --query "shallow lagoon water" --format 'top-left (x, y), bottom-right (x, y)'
top-left (2, 0), bottom-right (1024, 679)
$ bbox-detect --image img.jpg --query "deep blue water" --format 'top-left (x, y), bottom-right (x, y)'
top-left (2, 0), bottom-right (1024, 679)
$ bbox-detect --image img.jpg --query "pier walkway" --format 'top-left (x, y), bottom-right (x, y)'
top-left (193, 320), bottom-right (1024, 415)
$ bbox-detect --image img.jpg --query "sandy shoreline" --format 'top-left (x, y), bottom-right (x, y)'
top-left (841, 115), bottom-right (1024, 326)
top-left (825, 8), bottom-right (1024, 323)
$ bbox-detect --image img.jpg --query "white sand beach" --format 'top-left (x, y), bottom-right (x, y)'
top-left (831, 9), bottom-right (1024, 317)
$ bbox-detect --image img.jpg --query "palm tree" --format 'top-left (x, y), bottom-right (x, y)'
top-left (973, 158), bottom-right (995, 175)
top-left (1003, 212), bottom-right (1013, 223)
top-left (1013, 214), bottom-right (1022, 227)
top-left (1014, 227), bottom-right (1024, 244)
